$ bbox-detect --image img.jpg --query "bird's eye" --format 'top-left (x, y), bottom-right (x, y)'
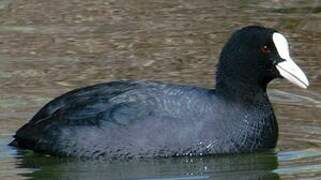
top-left (261, 45), bottom-right (271, 54)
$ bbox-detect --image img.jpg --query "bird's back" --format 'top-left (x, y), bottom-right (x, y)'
top-left (11, 80), bottom-right (220, 158)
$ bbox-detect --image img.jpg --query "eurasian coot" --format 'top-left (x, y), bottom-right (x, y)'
top-left (10, 26), bottom-right (309, 159)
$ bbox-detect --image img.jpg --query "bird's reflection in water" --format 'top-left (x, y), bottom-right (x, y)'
top-left (15, 149), bottom-right (279, 180)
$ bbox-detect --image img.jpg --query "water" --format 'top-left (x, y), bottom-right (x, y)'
top-left (0, 0), bottom-right (321, 179)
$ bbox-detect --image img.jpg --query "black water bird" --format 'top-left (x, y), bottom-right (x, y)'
top-left (10, 26), bottom-right (309, 159)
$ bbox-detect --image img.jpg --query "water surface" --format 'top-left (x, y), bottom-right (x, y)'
top-left (0, 0), bottom-right (321, 179)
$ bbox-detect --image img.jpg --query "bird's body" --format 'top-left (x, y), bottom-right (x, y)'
top-left (11, 80), bottom-right (277, 158)
top-left (10, 26), bottom-right (309, 159)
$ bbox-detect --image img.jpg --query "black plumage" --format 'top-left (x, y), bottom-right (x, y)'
top-left (10, 26), bottom-right (285, 158)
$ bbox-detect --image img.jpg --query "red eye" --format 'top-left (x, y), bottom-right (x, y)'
top-left (261, 45), bottom-right (270, 53)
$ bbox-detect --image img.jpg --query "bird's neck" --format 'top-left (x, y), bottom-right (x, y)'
top-left (213, 78), bottom-right (278, 152)
top-left (214, 76), bottom-right (269, 105)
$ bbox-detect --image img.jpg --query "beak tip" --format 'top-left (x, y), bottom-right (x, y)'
top-left (304, 78), bottom-right (310, 88)
top-left (275, 61), bottom-right (310, 90)
top-left (301, 81), bottom-right (309, 89)
top-left (299, 79), bottom-right (309, 89)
